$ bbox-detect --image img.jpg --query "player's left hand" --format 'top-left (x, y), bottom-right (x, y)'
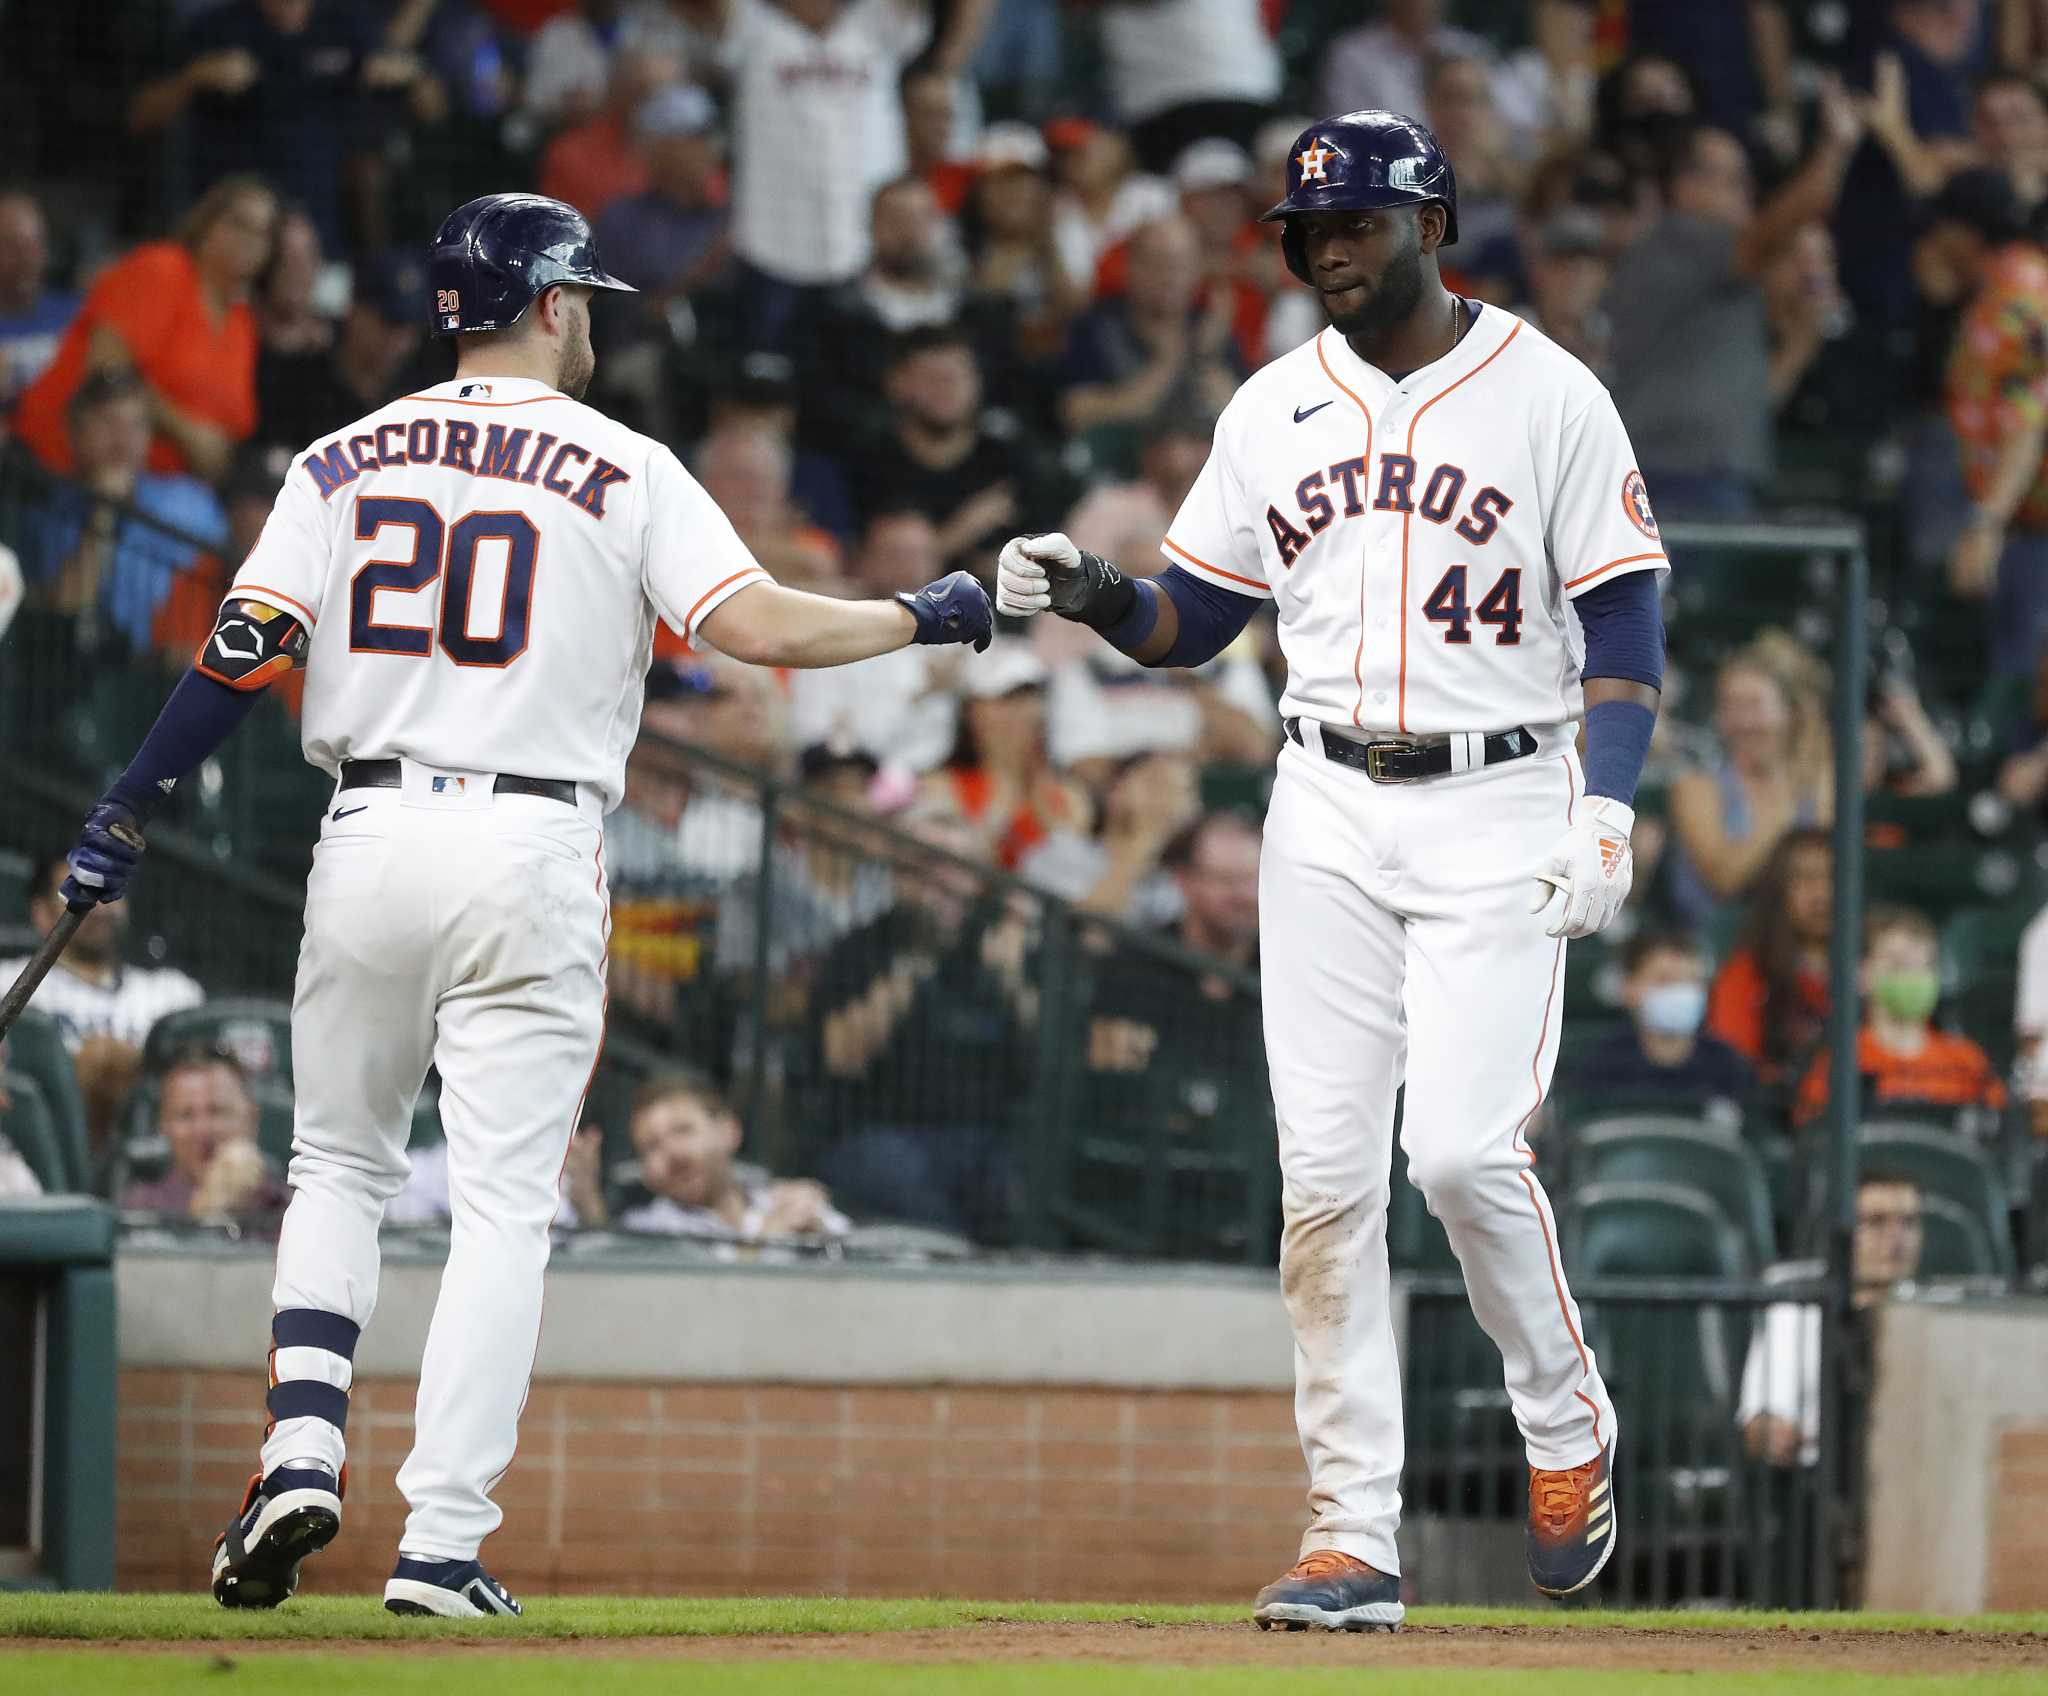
top-left (1529, 798), bottom-right (1633, 940)
top-left (63, 799), bottom-right (146, 910)
top-left (896, 571), bottom-right (993, 651)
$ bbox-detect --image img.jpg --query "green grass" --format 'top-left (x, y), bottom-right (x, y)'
top-left (0, 1594), bottom-right (2042, 1642)
top-left (3, 1659), bottom-right (2045, 1696)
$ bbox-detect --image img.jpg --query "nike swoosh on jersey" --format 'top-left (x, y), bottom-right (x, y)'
top-left (331, 804), bottom-right (369, 822)
top-left (1293, 401), bottom-right (1335, 423)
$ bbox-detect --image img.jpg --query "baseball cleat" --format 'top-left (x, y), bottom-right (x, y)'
top-left (1253, 1550), bottom-right (1404, 1632)
top-left (1527, 1443), bottom-right (1617, 1597)
top-left (384, 1555), bottom-right (523, 1617)
top-left (210, 1465), bottom-right (342, 1608)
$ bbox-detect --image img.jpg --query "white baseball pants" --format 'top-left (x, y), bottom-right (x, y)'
top-left (1260, 730), bottom-right (1615, 1575)
top-left (259, 770), bottom-right (608, 1560)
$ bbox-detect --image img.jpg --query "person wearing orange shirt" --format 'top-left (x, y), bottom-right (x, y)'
top-left (1706, 826), bottom-right (1833, 1091)
top-left (13, 176), bottom-right (276, 485)
top-left (1793, 904), bottom-right (2006, 1129)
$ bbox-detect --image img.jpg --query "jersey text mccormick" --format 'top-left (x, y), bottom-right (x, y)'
top-left (299, 419), bottom-right (631, 520)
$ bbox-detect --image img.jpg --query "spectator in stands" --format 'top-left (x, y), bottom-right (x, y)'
top-left (694, 424), bottom-right (844, 592)
top-left (14, 175), bottom-right (276, 484)
top-left (700, 0), bottom-right (991, 352)
top-left (255, 248), bottom-right (434, 454)
top-left (1097, 0), bottom-right (1280, 162)
top-left (1864, 670), bottom-right (1958, 798)
top-left (1320, 0), bottom-right (1502, 134)
top-left (788, 511), bottom-right (961, 770)
top-left (1973, 69), bottom-right (2048, 217)
top-left (932, 638), bottom-right (1090, 870)
top-left (964, 124), bottom-right (1084, 355)
top-left (1046, 119), bottom-right (1175, 298)
top-left (1162, 138), bottom-right (1276, 372)
top-left (1761, 218), bottom-right (1895, 444)
top-left (0, 191), bottom-right (78, 412)
top-left (1998, 639), bottom-right (2048, 820)
top-left (569, 1070), bottom-right (850, 1241)
top-left (27, 370), bottom-right (229, 655)
top-left (256, 209), bottom-right (331, 363)
top-left (1558, 931), bottom-right (1757, 1115)
top-left (853, 324), bottom-right (1055, 574)
top-left (592, 83), bottom-right (731, 310)
top-left (1513, 208), bottom-right (1612, 375)
top-left (1669, 636), bottom-right (1832, 927)
top-left (1424, 51), bottom-right (1524, 267)
top-left (522, 0), bottom-right (650, 126)
top-left (704, 353), bottom-right (856, 543)
top-left (1061, 216), bottom-right (1240, 446)
top-left (1021, 746), bottom-right (1198, 923)
top-left (1607, 89), bottom-right (1863, 516)
top-left (1707, 826), bottom-right (1834, 1092)
top-left (1624, 0), bottom-right (1796, 142)
top-left (1737, 1167), bottom-right (1925, 1469)
top-left (1792, 904), bottom-right (2005, 1130)
top-left (636, 653), bottom-right (789, 878)
top-left (1063, 414), bottom-right (1209, 569)
top-left (813, 802), bottom-right (1033, 1240)
top-left (1933, 170), bottom-right (2048, 676)
top-left (129, 0), bottom-right (429, 257)
top-left (1, 853), bottom-right (205, 1158)
top-left (119, 1045), bottom-right (290, 1233)
top-left (901, 66), bottom-right (973, 215)
top-left (537, 40), bottom-right (680, 218)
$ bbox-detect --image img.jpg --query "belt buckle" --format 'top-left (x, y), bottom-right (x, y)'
top-left (1363, 742), bottom-right (1417, 784)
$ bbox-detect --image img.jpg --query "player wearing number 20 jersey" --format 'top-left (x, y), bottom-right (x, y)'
top-left (232, 377), bottom-right (767, 811)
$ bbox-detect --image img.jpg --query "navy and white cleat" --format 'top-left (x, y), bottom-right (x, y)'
top-left (1528, 1443), bottom-right (1618, 1597)
top-left (1253, 1551), bottom-right (1405, 1632)
top-left (384, 1556), bottom-right (523, 1617)
top-left (211, 1466), bottom-right (342, 1608)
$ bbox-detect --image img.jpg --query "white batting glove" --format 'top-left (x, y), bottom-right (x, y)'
top-left (995, 533), bottom-right (1079, 617)
top-left (1529, 798), bottom-right (1635, 940)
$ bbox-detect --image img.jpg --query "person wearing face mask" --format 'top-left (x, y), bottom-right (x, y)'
top-left (1564, 931), bottom-right (1757, 1113)
top-left (1791, 905), bottom-right (2005, 1131)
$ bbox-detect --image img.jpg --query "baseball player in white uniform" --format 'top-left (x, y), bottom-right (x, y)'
top-left (55, 194), bottom-right (993, 1617)
top-left (996, 113), bottom-right (1668, 1626)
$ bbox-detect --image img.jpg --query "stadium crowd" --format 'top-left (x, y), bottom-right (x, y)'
top-left (0, 1), bottom-right (2044, 1320)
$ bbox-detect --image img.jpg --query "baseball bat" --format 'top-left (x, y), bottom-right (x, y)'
top-left (0, 907), bottom-right (86, 1042)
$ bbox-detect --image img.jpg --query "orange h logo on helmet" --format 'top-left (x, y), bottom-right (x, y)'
top-left (1297, 140), bottom-right (1336, 183)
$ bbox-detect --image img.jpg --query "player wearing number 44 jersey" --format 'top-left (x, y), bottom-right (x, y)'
top-left (997, 112), bottom-right (1665, 1628)
top-left (54, 194), bottom-right (993, 1619)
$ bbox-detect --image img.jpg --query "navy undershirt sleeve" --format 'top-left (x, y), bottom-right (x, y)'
top-left (1575, 568), bottom-right (1665, 688)
top-left (107, 669), bottom-right (264, 819)
top-left (1102, 565), bottom-right (1259, 668)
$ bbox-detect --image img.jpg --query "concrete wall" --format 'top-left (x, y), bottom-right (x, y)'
top-left (1865, 1299), bottom-right (2048, 1613)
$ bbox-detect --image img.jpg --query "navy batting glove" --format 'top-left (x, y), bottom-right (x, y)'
top-left (63, 800), bottom-right (147, 909)
top-left (896, 571), bottom-right (994, 652)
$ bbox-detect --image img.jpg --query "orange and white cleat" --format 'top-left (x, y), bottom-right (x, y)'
top-left (1253, 1550), bottom-right (1404, 1632)
top-left (1527, 1443), bottom-right (1617, 1597)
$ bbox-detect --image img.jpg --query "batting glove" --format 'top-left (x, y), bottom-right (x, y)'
top-left (996, 533), bottom-right (1134, 628)
top-left (1529, 798), bottom-right (1633, 940)
top-left (896, 570), bottom-right (994, 651)
top-left (64, 799), bottom-right (147, 909)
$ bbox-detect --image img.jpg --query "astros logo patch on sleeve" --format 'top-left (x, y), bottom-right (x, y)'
top-left (1622, 470), bottom-right (1658, 540)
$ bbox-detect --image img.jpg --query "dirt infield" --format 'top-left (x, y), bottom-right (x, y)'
top-left (24, 1621), bottom-right (2048, 1675)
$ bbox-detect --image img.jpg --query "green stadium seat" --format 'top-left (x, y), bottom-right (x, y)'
top-left (1560, 1180), bottom-right (1751, 1280)
top-left (1567, 1121), bottom-right (1778, 1268)
top-left (0, 1072), bottom-right (68, 1193)
top-left (3, 1007), bottom-right (88, 1190)
top-left (143, 998), bottom-right (295, 1085)
top-left (1915, 1193), bottom-right (1997, 1278)
top-left (1855, 1124), bottom-right (2014, 1275)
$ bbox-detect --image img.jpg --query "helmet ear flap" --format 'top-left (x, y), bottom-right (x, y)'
top-left (1282, 221), bottom-right (1312, 287)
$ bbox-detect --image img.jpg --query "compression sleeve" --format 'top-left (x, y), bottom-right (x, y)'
top-left (106, 667), bottom-right (264, 819)
top-left (1576, 568), bottom-right (1665, 688)
top-left (1101, 565), bottom-right (1259, 668)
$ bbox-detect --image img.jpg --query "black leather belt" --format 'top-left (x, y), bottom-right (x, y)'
top-left (338, 758), bottom-right (578, 807)
top-left (1283, 717), bottom-right (1537, 784)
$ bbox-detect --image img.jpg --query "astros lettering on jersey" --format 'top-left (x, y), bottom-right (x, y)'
top-left (1161, 307), bottom-right (1668, 729)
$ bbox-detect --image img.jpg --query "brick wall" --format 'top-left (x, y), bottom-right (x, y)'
top-left (117, 1369), bottom-right (1309, 1600)
top-left (1985, 1427), bottom-right (2048, 1612)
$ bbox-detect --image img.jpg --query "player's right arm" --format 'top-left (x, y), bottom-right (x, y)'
top-left (993, 415), bottom-right (1269, 667)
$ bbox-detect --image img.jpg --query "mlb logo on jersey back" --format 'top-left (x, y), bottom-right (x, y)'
top-left (433, 776), bottom-right (467, 795)
top-left (1622, 469), bottom-right (1658, 539)
top-left (459, 382), bottom-right (494, 400)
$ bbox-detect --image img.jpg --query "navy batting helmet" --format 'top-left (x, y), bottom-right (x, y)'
top-left (1261, 111), bottom-right (1459, 286)
top-left (427, 193), bottom-right (636, 336)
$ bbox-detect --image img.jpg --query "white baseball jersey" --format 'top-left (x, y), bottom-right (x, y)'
top-left (1162, 307), bottom-right (1668, 736)
top-left (229, 375), bottom-right (774, 810)
top-left (721, 0), bottom-right (928, 284)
